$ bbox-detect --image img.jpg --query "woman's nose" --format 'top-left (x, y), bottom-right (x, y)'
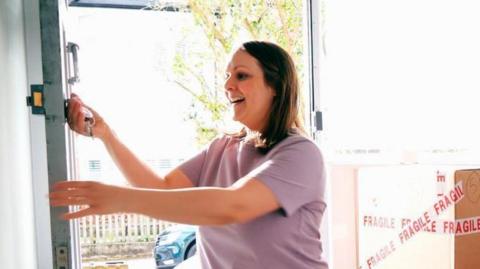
top-left (224, 77), bottom-right (234, 92)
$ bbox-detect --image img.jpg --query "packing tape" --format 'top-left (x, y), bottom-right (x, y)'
top-left (362, 215), bottom-right (480, 236)
top-left (358, 181), bottom-right (465, 269)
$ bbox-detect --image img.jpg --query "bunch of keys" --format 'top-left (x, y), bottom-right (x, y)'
top-left (82, 107), bottom-right (95, 139)
top-left (65, 98), bottom-right (95, 138)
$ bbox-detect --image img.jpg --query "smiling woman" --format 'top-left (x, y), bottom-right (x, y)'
top-left (50, 41), bottom-right (328, 269)
top-left (226, 42), bottom-right (306, 151)
top-left (224, 49), bottom-right (277, 136)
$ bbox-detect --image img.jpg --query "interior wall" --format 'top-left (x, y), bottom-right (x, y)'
top-left (0, 0), bottom-right (37, 268)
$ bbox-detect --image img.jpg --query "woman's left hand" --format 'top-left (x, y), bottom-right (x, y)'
top-left (49, 181), bottom-right (126, 220)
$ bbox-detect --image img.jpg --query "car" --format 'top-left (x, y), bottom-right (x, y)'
top-left (153, 224), bottom-right (197, 269)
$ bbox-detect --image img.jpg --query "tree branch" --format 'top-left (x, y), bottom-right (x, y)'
top-left (275, 1), bottom-right (293, 53)
top-left (188, 0), bottom-right (229, 52)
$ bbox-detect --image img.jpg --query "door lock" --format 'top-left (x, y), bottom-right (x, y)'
top-left (56, 246), bottom-right (69, 269)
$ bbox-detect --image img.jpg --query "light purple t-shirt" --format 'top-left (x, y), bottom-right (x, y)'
top-left (178, 134), bottom-right (328, 269)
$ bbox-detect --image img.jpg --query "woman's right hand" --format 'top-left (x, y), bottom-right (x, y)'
top-left (67, 93), bottom-right (110, 141)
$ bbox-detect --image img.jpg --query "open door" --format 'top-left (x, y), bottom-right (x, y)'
top-left (38, 1), bottom-right (317, 268)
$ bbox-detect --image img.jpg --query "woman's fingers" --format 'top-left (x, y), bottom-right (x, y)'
top-left (50, 187), bottom-right (91, 198)
top-left (50, 179), bottom-right (97, 219)
top-left (67, 97), bottom-right (82, 124)
top-left (50, 197), bottom-right (91, 207)
top-left (67, 94), bottom-right (100, 137)
top-left (49, 180), bottom-right (121, 220)
top-left (75, 104), bottom-right (88, 135)
top-left (68, 101), bottom-right (81, 132)
top-left (62, 207), bottom-right (96, 220)
top-left (49, 185), bottom-right (93, 207)
top-left (67, 94), bottom-right (109, 140)
top-left (50, 181), bottom-right (95, 205)
top-left (53, 180), bottom-right (96, 190)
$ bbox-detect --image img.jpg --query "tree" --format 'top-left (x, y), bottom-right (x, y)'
top-left (153, 0), bottom-right (305, 147)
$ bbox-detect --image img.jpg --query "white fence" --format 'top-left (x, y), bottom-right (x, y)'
top-left (78, 214), bottom-right (174, 244)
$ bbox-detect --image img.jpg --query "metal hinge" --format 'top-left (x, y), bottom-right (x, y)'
top-left (26, 84), bottom-right (46, 115)
top-left (312, 111), bottom-right (323, 132)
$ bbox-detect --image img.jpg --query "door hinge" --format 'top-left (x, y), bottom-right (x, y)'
top-left (26, 84), bottom-right (46, 115)
top-left (312, 111), bottom-right (323, 132)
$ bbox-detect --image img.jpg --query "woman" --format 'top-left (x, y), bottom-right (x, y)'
top-left (50, 41), bottom-right (328, 269)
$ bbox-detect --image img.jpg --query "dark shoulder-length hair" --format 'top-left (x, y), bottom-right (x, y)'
top-left (234, 41), bottom-right (306, 152)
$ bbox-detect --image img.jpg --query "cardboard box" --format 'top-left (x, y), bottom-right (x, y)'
top-left (355, 166), bottom-right (480, 269)
top-left (454, 169), bottom-right (480, 269)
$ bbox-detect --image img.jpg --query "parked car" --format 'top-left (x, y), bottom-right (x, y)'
top-left (153, 225), bottom-right (197, 269)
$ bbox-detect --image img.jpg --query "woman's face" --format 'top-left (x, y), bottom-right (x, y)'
top-left (224, 49), bottom-right (276, 132)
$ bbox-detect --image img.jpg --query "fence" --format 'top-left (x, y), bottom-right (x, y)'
top-left (78, 214), bottom-right (174, 244)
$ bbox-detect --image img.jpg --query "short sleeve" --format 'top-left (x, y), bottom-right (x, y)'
top-left (246, 138), bottom-right (325, 217)
top-left (177, 136), bottom-right (224, 187)
top-left (177, 148), bottom-right (207, 187)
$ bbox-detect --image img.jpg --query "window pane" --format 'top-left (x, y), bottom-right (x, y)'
top-left (322, 0), bottom-right (480, 165)
top-left (71, 7), bottom-right (199, 268)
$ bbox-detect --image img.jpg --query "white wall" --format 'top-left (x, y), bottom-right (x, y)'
top-left (0, 0), bottom-right (37, 268)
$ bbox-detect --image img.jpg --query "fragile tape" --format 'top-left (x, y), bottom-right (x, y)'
top-left (358, 181), bottom-right (465, 269)
top-left (362, 215), bottom-right (480, 236)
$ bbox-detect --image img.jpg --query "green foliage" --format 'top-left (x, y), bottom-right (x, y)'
top-left (153, 0), bottom-right (305, 147)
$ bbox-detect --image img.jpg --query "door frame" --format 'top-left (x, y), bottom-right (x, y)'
top-left (36, 0), bottom-right (80, 268)
top-left (34, 0), bottom-right (325, 268)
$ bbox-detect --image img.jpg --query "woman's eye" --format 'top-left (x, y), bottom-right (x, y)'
top-left (224, 73), bottom-right (231, 80)
top-left (236, 72), bottom-right (249, 80)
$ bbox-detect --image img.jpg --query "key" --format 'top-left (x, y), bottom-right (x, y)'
top-left (82, 107), bottom-right (95, 138)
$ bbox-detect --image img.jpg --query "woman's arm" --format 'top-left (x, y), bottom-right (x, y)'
top-left (68, 94), bottom-right (193, 189)
top-left (101, 128), bottom-right (193, 189)
top-left (49, 177), bottom-right (280, 225)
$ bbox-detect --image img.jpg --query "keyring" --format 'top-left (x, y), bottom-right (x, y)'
top-left (85, 122), bottom-right (93, 137)
top-left (83, 107), bottom-right (95, 138)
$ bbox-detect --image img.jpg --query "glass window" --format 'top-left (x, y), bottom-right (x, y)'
top-left (322, 0), bottom-right (480, 166)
